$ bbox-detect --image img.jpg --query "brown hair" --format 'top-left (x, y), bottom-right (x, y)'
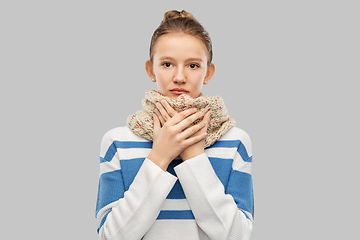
top-left (149, 10), bottom-right (213, 66)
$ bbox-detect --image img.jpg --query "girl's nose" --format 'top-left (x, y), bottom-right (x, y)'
top-left (173, 68), bottom-right (186, 83)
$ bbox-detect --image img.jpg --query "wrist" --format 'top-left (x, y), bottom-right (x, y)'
top-left (180, 148), bottom-right (205, 161)
top-left (147, 150), bottom-right (170, 171)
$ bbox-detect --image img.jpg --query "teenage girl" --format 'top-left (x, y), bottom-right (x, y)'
top-left (96, 10), bottom-right (254, 240)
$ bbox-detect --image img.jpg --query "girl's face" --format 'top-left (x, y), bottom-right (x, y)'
top-left (146, 33), bottom-right (215, 100)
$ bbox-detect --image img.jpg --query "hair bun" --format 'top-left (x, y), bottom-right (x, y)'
top-left (161, 10), bottom-right (196, 24)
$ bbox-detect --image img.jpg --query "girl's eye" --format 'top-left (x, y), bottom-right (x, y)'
top-left (189, 63), bottom-right (200, 69)
top-left (163, 62), bottom-right (172, 68)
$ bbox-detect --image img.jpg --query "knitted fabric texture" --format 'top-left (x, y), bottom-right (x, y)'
top-left (126, 90), bottom-right (235, 148)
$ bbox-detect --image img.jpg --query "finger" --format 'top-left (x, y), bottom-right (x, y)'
top-left (192, 111), bottom-right (210, 135)
top-left (154, 108), bottom-right (165, 127)
top-left (153, 113), bottom-right (161, 133)
top-left (160, 100), bottom-right (177, 117)
top-left (181, 119), bottom-right (206, 139)
top-left (156, 102), bottom-right (171, 122)
top-left (183, 130), bottom-right (207, 146)
top-left (175, 110), bottom-right (204, 131)
top-left (168, 107), bottom-right (198, 126)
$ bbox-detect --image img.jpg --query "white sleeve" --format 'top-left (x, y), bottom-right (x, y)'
top-left (174, 153), bottom-right (253, 240)
top-left (98, 158), bottom-right (177, 240)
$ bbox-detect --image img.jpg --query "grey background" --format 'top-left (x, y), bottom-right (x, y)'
top-left (1, 0), bottom-right (359, 239)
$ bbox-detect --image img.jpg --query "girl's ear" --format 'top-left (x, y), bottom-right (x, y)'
top-left (203, 63), bottom-right (215, 85)
top-left (145, 60), bottom-right (156, 82)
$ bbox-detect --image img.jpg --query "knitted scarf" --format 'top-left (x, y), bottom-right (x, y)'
top-left (126, 90), bottom-right (235, 148)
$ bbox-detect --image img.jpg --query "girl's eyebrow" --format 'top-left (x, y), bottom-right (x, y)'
top-left (185, 58), bottom-right (204, 62)
top-left (159, 56), bottom-right (174, 61)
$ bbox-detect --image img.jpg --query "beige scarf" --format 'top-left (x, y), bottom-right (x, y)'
top-left (126, 90), bottom-right (235, 148)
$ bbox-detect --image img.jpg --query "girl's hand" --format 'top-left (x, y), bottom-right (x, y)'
top-left (147, 102), bottom-right (207, 171)
top-left (153, 100), bottom-right (178, 126)
top-left (154, 100), bottom-right (211, 161)
top-left (180, 110), bottom-right (210, 160)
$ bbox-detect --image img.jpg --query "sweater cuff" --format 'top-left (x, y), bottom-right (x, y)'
top-left (138, 158), bottom-right (178, 191)
top-left (173, 153), bottom-right (220, 194)
top-left (173, 153), bottom-right (237, 238)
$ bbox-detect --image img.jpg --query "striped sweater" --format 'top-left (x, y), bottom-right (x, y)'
top-left (96, 126), bottom-right (254, 240)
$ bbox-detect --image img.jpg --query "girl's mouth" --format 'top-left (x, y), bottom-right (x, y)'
top-left (171, 90), bottom-right (188, 95)
top-left (170, 88), bottom-right (188, 95)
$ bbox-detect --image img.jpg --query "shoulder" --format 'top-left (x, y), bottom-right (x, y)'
top-left (101, 126), bottom-right (147, 142)
top-left (219, 126), bottom-right (252, 157)
top-left (220, 127), bottom-right (251, 144)
top-left (100, 126), bottom-right (149, 155)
